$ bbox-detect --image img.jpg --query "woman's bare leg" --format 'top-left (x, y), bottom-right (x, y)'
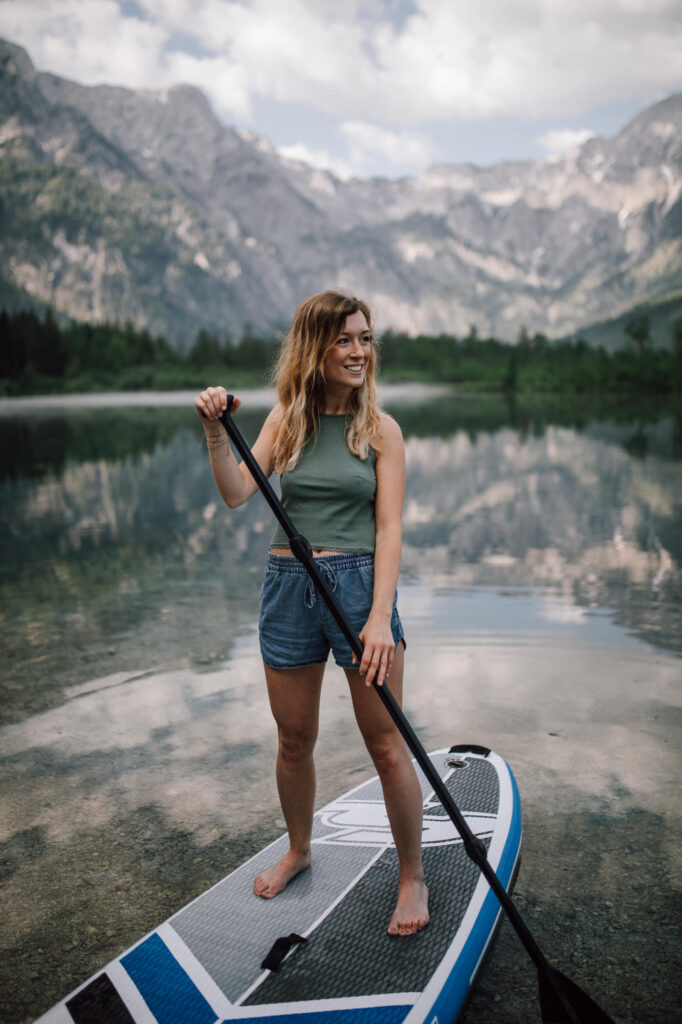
top-left (344, 643), bottom-right (429, 935)
top-left (253, 662), bottom-right (325, 898)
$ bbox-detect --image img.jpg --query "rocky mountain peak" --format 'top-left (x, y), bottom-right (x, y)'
top-left (0, 36), bottom-right (679, 343)
top-left (0, 37), bottom-right (35, 78)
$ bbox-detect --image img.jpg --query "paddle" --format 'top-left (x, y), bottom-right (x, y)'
top-left (216, 397), bottom-right (616, 1024)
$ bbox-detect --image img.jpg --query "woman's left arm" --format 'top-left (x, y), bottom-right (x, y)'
top-left (357, 413), bottom-right (406, 686)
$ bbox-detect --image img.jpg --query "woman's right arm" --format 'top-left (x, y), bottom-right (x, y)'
top-left (195, 385), bottom-right (280, 509)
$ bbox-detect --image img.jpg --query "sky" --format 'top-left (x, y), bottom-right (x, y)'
top-left (1, 0), bottom-right (681, 179)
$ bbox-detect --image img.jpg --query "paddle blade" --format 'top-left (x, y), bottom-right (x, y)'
top-left (539, 966), bottom-right (616, 1024)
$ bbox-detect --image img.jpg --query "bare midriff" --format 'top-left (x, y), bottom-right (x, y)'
top-left (270, 548), bottom-right (346, 557)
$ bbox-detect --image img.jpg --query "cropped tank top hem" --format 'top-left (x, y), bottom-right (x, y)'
top-left (268, 545), bottom-right (374, 554)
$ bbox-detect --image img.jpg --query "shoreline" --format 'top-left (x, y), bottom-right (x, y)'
top-left (0, 382), bottom-right (451, 414)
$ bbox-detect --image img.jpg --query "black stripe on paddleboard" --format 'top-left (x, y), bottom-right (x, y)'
top-left (66, 973), bottom-right (135, 1024)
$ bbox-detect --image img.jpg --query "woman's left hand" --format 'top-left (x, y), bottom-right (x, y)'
top-left (354, 614), bottom-right (395, 686)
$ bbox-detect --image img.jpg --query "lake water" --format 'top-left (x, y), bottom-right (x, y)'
top-left (1, 387), bottom-right (680, 1023)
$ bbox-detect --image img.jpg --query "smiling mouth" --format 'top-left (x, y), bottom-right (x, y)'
top-left (344, 364), bottom-right (364, 372)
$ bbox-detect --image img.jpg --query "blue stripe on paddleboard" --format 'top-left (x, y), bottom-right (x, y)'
top-left (121, 932), bottom-right (217, 1024)
top-left (422, 763), bottom-right (523, 1024)
top-left (226, 1007), bottom-right (412, 1024)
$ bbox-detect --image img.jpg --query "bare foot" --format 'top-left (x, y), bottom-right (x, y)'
top-left (253, 850), bottom-right (311, 898)
top-left (387, 879), bottom-right (430, 936)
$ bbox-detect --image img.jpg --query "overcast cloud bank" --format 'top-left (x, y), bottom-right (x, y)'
top-left (1, 0), bottom-right (680, 176)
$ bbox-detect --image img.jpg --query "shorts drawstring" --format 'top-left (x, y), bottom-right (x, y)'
top-left (303, 560), bottom-right (338, 608)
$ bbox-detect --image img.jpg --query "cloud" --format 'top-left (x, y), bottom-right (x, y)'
top-left (278, 125), bottom-right (433, 180)
top-left (2, 0), bottom-right (681, 133)
top-left (0, 0), bottom-right (169, 90)
top-left (537, 127), bottom-right (597, 156)
top-left (340, 121), bottom-right (435, 176)
top-left (164, 51), bottom-right (251, 120)
top-left (0, 0), bottom-right (252, 120)
top-left (277, 141), bottom-right (354, 179)
top-left (5, 0), bottom-right (682, 120)
top-left (365, 0), bottom-right (682, 121)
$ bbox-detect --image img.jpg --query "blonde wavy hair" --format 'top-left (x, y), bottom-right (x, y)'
top-left (271, 290), bottom-right (382, 473)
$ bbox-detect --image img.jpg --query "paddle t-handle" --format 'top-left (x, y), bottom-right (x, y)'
top-left (214, 395), bottom-right (615, 1024)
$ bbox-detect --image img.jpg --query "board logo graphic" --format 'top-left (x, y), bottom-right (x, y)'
top-left (314, 798), bottom-right (495, 847)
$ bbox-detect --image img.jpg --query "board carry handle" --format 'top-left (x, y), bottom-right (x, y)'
top-left (217, 396), bottom-right (616, 1024)
top-left (261, 933), bottom-right (307, 972)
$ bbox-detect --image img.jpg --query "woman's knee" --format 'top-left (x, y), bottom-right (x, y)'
top-left (278, 727), bottom-right (317, 766)
top-left (364, 733), bottom-right (405, 780)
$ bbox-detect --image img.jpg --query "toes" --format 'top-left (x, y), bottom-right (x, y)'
top-left (388, 913), bottom-right (430, 936)
top-left (388, 918), bottom-right (417, 936)
top-left (253, 875), bottom-right (273, 898)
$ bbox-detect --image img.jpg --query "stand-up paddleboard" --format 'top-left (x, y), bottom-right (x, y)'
top-left (36, 745), bottom-right (521, 1024)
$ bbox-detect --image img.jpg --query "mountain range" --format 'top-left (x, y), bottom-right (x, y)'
top-left (1, 37), bottom-right (680, 344)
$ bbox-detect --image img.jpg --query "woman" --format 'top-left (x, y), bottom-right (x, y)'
top-left (194, 290), bottom-right (429, 936)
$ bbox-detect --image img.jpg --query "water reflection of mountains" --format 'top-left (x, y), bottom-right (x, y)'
top-left (401, 419), bottom-right (681, 655)
top-left (0, 409), bottom-right (275, 724)
top-left (1, 395), bottom-right (680, 484)
top-left (1, 396), bottom-right (680, 723)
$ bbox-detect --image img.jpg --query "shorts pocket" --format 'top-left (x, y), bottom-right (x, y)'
top-left (335, 566), bottom-right (373, 627)
top-left (355, 561), bottom-right (374, 597)
top-left (259, 566), bottom-right (275, 599)
top-left (259, 568), bottom-right (286, 625)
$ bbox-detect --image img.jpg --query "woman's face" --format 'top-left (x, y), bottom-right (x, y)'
top-left (322, 310), bottom-right (372, 391)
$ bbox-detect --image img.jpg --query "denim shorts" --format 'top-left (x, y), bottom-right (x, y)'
top-left (259, 552), bottom-right (405, 671)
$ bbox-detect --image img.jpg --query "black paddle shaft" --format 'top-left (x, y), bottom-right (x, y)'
top-left (217, 399), bottom-right (616, 1024)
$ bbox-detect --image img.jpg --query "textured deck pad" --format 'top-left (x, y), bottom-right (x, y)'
top-left (244, 755), bottom-right (499, 1006)
top-left (171, 835), bottom-right (375, 1002)
top-left (245, 841), bottom-right (489, 1005)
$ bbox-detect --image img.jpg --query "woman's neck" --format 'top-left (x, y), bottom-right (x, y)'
top-left (322, 403), bottom-right (350, 415)
top-left (321, 384), bottom-right (353, 415)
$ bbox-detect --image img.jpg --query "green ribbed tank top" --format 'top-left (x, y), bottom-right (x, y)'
top-left (271, 414), bottom-right (377, 552)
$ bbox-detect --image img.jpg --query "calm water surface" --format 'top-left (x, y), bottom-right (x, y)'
top-left (0, 387), bottom-right (680, 1023)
